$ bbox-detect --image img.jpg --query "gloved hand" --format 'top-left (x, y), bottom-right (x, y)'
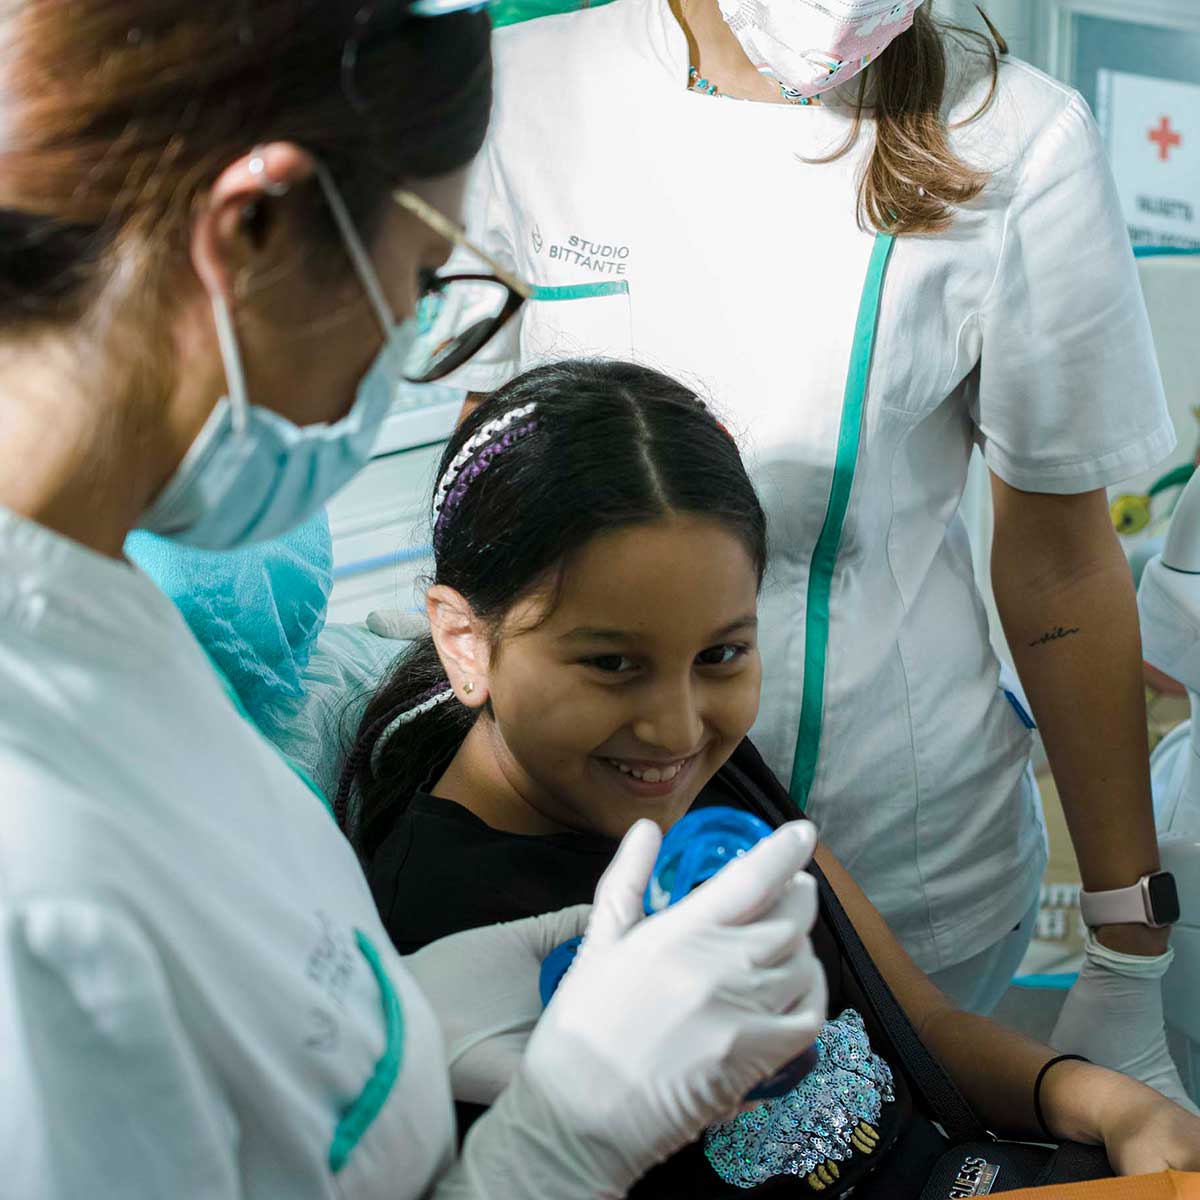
top-left (1051, 930), bottom-right (1199, 1114)
top-left (406, 904), bottom-right (592, 1104)
top-left (365, 608), bottom-right (429, 640)
top-left (436, 818), bottom-right (827, 1199)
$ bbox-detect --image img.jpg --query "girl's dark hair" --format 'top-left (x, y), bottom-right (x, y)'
top-left (0, 0), bottom-right (491, 325)
top-left (336, 359), bottom-right (768, 850)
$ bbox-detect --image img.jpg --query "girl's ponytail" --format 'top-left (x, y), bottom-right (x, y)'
top-left (336, 634), bottom-right (474, 852)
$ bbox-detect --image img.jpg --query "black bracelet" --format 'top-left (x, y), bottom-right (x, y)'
top-left (1033, 1054), bottom-right (1090, 1141)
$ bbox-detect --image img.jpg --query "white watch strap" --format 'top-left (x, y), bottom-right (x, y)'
top-left (1079, 879), bottom-right (1150, 928)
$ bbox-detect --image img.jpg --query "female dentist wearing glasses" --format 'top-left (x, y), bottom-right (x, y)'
top-left (443, 0), bottom-right (1191, 1104)
top-left (0, 4), bottom-right (825, 1198)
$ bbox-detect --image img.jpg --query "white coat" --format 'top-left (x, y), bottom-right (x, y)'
top-left (0, 509), bottom-right (454, 1199)
top-left (444, 0), bottom-right (1174, 972)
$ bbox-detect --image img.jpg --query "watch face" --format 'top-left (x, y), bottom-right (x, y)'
top-left (1148, 872), bottom-right (1181, 926)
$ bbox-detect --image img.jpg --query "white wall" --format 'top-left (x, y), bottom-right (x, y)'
top-left (941, 0), bottom-right (1042, 68)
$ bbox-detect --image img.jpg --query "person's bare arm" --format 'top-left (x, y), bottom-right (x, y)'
top-left (989, 477), bottom-right (1165, 958)
top-left (814, 843), bottom-right (1182, 1151)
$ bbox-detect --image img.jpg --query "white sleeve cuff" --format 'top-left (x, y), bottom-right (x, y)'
top-left (981, 420), bottom-right (1177, 495)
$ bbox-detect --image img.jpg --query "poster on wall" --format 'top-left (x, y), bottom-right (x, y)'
top-left (1097, 69), bottom-right (1200, 250)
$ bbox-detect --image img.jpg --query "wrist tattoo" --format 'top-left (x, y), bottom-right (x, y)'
top-left (1028, 626), bottom-right (1080, 648)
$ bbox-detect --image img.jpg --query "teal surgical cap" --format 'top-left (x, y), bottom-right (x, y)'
top-left (126, 511), bottom-right (333, 722)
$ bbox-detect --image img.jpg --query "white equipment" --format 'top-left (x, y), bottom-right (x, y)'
top-left (1133, 249), bottom-right (1200, 1104)
top-left (1139, 464), bottom-right (1200, 1104)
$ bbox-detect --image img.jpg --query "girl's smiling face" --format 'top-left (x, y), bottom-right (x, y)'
top-left (430, 513), bottom-right (762, 839)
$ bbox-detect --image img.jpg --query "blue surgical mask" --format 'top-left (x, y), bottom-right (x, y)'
top-left (140, 160), bottom-right (415, 550)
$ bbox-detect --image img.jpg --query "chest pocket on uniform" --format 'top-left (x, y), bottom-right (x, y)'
top-left (329, 931), bottom-right (404, 1175)
top-left (326, 929), bottom-right (454, 1199)
top-left (521, 281), bottom-right (634, 364)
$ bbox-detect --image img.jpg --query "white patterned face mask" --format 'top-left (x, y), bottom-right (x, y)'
top-left (715, 0), bottom-right (925, 99)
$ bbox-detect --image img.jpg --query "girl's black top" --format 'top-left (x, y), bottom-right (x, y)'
top-left (365, 740), bottom-right (950, 1198)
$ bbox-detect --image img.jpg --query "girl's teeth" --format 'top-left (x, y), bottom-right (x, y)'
top-left (610, 760), bottom-right (685, 783)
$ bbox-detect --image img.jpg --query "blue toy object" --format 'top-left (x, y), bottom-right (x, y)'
top-left (539, 807), bottom-right (817, 1100)
top-left (538, 935), bottom-right (584, 1007)
top-left (643, 807), bottom-right (772, 915)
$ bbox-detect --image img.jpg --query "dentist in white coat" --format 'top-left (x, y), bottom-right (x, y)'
top-left (0, 3), bottom-right (825, 1196)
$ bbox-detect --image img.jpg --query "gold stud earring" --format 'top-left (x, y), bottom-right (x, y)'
top-left (463, 681), bottom-right (476, 696)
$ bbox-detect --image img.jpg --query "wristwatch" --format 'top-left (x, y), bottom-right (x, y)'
top-left (1079, 871), bottom-right (1180, 929)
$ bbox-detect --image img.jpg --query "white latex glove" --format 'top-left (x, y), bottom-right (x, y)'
top-left (406, 904), bottom-right (591, 1104)
top-left (1051, 930), bottom-right (1199, 1115)
top-left (365, 608), bottom-right (429, 640)
top-left (436, 818), bottom-right (827, 1200)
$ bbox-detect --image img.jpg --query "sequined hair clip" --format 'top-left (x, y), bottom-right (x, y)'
top-left (432, 402), bottom-right (539, 546)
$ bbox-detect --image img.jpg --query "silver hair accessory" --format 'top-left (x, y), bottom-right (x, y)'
top-left (370, 686), bottom-right (455, 773)
top-left (433, 402), bottom-right (539, 515)
top-left (408, 0), bottom-right (489, 13)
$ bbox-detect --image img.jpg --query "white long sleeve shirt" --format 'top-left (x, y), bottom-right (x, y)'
top-left (0, 508), bottom-right (454, 1200)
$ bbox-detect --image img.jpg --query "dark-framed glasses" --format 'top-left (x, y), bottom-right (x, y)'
top-left (393, 189), bottom-right (530, 385)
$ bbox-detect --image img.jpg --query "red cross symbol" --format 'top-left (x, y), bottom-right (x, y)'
top-left (1148, 116), bottom-right (1182, 162)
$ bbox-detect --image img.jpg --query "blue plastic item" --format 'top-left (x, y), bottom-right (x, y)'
top-left (539, 807), bottom-right (816, 1101)
top-left (539, 936), bottom-right (584, 1007)
top-left (643, 807), bottom-right (773, 915)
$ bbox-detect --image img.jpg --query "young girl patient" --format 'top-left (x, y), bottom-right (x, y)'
top-left (337, 359), bottom-right (1200, 1196)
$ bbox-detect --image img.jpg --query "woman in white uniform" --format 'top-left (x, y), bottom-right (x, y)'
top-left (443, 0), bottom-right (1189, 1099)
top-left (0, 3), bottom-right (827, 1196)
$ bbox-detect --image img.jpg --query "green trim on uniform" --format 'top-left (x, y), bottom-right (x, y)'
top-left (531, 281), bottom-right (630, 301)
top-left (329, 931), bottom-right (406, 1173)
top-left (1132, 246), bottom-right (1200, 258)
top-left (490, 0), bottom-right (617, 28)
top-left (788, 233), bottom-right (896, 812)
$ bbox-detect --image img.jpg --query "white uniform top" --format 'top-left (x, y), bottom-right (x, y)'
top-left (0, 510), bottom-right (453, 1200)
top-left (448, 0), bottom-right (1174, 972)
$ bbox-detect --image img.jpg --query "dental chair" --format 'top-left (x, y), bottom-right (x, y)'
top-left (1139, 467), bottom-right (1200, 1105)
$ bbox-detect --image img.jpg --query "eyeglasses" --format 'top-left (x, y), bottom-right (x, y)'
top-left (392, 189), bottom-right (531, 385)
top-left (340, 7), bottom-right (524, 384)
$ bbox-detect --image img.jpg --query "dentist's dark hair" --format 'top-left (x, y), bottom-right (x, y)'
top-left (0, 0), bottom-right (491, 326)
top-left (336, 358), bottom-right (768, 854)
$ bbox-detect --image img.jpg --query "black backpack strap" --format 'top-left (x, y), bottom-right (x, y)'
top-left (720, 739), bottom-right (988, 1143)
top-left (811, 860), bottom-right (988, 1143)
top-left (719, 740), bottom-right (803, 826)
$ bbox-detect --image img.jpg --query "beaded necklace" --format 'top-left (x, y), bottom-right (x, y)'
top-left (687, 64), bottom-right (820, 106)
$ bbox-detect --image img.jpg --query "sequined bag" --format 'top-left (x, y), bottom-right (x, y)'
top-left (817, 858), bottom-right (1113, 1198)
top-left (698, 741), bottom-right (1115, 1198)
top-left (703, 1005), bottom-right (907, 1192)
